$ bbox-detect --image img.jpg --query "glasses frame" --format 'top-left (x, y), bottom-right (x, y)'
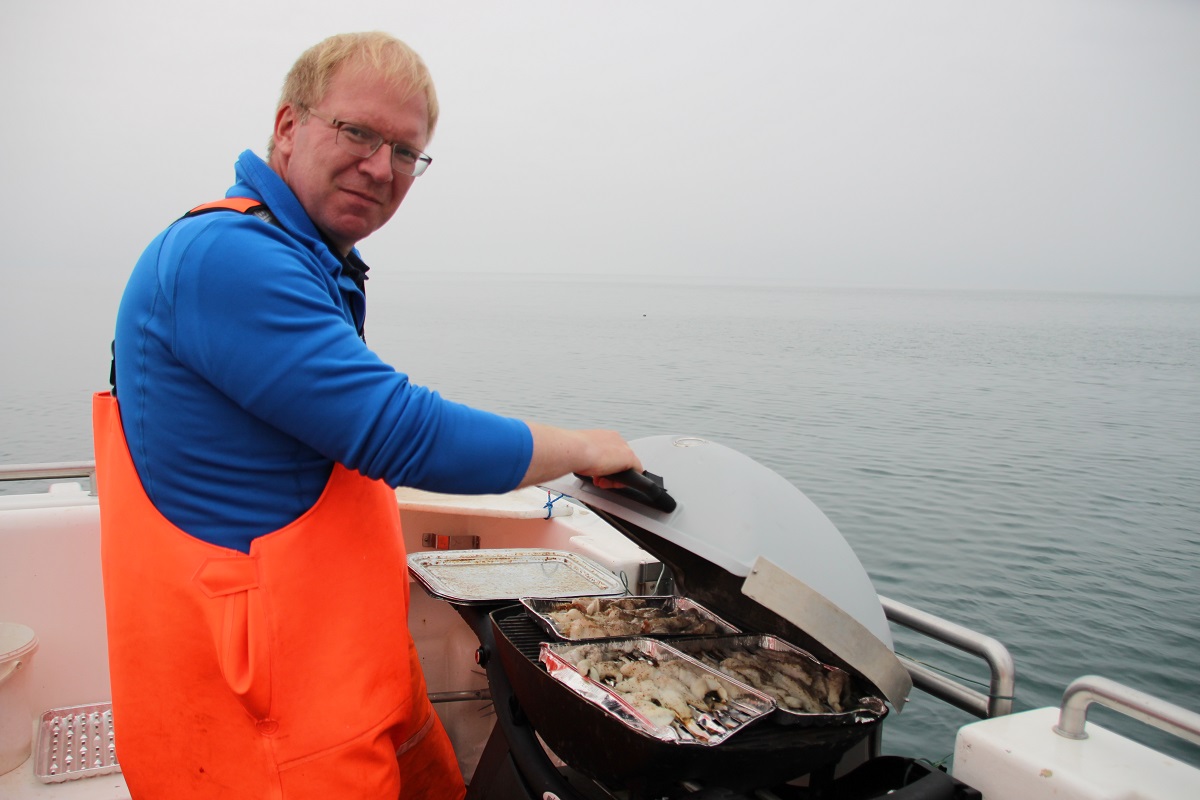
top-left (305, 109), bottom-right (432, 177)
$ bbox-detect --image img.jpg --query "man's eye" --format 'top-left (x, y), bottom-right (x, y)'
top-left (393, 146), bottom-right (419, 164)
top-left (340, 125), bottom-right (375, 145)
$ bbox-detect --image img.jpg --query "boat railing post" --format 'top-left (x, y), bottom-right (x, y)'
top-left (1053, 674), bottom-right (1200, 746)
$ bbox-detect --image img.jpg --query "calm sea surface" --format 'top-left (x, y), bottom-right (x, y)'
top-left (3, 276), bottom-right (1198, 768)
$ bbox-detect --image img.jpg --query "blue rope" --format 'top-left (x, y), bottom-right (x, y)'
top-left (543, 491), bottom-right (566, 519)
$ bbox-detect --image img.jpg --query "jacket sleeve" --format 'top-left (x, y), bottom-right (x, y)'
top-left (167, 216), bottom-right (533, 494)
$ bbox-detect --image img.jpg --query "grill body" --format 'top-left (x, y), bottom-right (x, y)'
top-left (489, 605), bottom-right (882, 795)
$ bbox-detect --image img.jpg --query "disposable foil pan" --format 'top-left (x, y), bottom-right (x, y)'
top-left (34, 702), bottom-right (121, 783)
top-left (522, 595), bottom-right (740, 641)
top-left (407, 548), bottom-right (626, 605)
top-left (540, 637), bottom-right (775, 745)
top-left (669, 635), bottom-right (889, 727)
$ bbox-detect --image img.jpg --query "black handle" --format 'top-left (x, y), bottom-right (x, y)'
top-left (574, 469), bottom-right (677, 513)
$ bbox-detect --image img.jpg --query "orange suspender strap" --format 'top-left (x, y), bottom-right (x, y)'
top-left (183, 196), bottom-right (279, 227)
top-left (187, 197), bottom-right (266, 215)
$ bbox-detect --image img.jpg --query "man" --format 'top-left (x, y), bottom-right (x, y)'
top-left (93, 32), bottom-right (641, 799)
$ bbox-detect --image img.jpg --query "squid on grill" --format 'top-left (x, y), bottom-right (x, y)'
top-left (564, 644), bottom-right (752, 741)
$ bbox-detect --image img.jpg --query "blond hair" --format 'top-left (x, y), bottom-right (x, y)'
top-left (267, 31), bottom-right (439, 159)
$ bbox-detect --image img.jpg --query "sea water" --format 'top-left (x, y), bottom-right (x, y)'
top-left (3, 274), bottom-right (1198, 768)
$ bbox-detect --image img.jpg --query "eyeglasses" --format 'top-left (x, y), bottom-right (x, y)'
top-left (305, 109), bottom-right (432, 177)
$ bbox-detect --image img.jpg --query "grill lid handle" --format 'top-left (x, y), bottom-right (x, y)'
top-left (574, 469), bottom-right (678, 513)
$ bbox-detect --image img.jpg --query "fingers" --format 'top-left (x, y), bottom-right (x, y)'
top-left (521, 423), bottom-right (641, 487)
top-left (577, 429), bottom-right (643, 478)
top-left (590, 475), bottom-right (628, 490)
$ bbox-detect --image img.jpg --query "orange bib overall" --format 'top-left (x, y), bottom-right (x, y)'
top-left (93, 392), bottom-right (464, 799)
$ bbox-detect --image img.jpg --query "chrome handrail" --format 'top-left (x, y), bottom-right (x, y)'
top-left (1053, 675), bottom-right (1200, 746)
top-left (0, 461), bottom-right (97, 495)
top-left (880, 594), bottom-right (1016, 719)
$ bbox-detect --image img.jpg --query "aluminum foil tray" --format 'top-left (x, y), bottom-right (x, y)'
top-left (407, 548), bottom-right (626, 605)
top-left (522, 595), bottom-right (740, 641)
top-left (540, 637), bottom-right (774, 746)
top-left (669, 635), bottom-right (888, 727)
top-left (34, 702), bottom-right (121, 783)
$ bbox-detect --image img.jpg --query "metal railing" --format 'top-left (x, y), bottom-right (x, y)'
top-left (1054, 675), bottom-right (1200, 746)
top-left (880, 594), bottom-right (1016, 719)
top-left (0, 461), bottom-right (96, 494)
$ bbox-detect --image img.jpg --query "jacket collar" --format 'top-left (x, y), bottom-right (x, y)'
top-left (227, 149), bottom-right (369, 265)
top-left (228, 150), bottom-right (370, 335)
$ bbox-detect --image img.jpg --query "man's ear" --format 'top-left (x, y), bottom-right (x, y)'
top-left (273, 104), bottom-right (299, 158)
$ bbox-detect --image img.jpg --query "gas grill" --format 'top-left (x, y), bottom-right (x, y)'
top-left (413, 436), bottom-right (979, 799)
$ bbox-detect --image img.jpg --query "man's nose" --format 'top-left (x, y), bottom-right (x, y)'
top-left (359, 145), bottom-right (394, 182)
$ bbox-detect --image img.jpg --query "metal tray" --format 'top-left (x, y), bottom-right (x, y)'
top-left (34, 702), bottom-right (121, 783)
top-left (407, 548), bottom-right (626, 605)
top-left (540, 637), bottom-right (775, 746)
top-left (522, 595), bottom-right (740, 641)
top-left (669, 635), bottom-right (888, 726)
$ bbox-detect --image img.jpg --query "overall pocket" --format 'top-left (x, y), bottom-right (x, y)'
top-left (193, 556), bottom-right (273, 720)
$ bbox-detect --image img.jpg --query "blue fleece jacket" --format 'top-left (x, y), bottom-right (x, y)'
top-left (114, 150), bottom-right (533, 552)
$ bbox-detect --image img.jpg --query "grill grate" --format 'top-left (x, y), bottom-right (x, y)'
top-left (495, 611), bottom-right (549, 662)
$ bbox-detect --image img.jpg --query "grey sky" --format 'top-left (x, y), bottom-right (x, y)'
top-left (2, 0), bottom-right (1198, 297)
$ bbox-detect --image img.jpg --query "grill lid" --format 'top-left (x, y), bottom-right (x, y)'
top-left (544, 435), bottom-right (912, 711)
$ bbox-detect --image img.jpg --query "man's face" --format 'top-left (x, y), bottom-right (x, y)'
top-left (271, 65), bottom-right (430, 254)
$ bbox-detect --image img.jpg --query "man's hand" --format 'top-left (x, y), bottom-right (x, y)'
top-left (519, 423), bottom-right (643, 488)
